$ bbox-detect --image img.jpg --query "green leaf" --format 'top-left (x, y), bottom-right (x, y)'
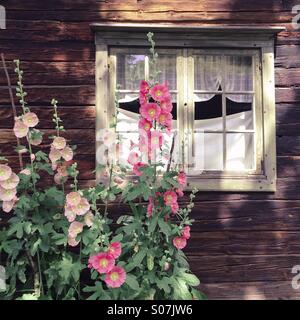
top-left (148, 214), bottom-right (158, 233)
top-left (125, 274), bottom-right (140, 290)
top-left (147, 255), bottom-right (154, 271)
top-left (158, 218), bottom-right (171, 236)
top-left (180, 272), bottom-right (200, 287)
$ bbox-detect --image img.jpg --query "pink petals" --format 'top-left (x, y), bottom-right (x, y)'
top-left (0, 165), bottom-right (12, 182)
top-left (0, 172), bottom-right (20, 190)
top-left (88, 253), bottom-right (115, 274)
top-left (150, 84), bottom-right (169, 102)
top-left (127, 151), bottom-right (140, 166)
top-left (22, 112), bottom-right (39, 128)
top-left (140, 103), bottom-right (161, 122)
top-left (133, 162), bottom-right (147, 177)
top-left (163, 191), bottom-right (178, 207)
top-left (13, 120), bottom-right (29, 138)
top-left (104, 266), bottom-right (126, 288)
top-left (66, 192), bottom-right (81, 207)
top-left (0, 186), bottom-right (17, 202)
top-left (52, 137), bottom-right (66, 150)
top-left (173, 236), bottom-right (187, 250)
top-left (107, 242), bottom-right (122, 259)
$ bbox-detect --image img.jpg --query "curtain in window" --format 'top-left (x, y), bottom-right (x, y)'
top-left (194, 55), bottom-right (253, 103)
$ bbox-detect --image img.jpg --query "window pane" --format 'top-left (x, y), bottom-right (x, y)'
top-left (226, 95), bottom-right (253, 131)
top-left (192, 132), bottom-right (223, 171)
top-left (116, 54), bottom-right (145, 90)
top-left (116, 93), bottom-right (139, 132)
top-left (226, 133), bottom-right (254, 170)
top-left (224, 55), bottom-right (253, 92)
top-left (155, 54), bottom-right (177, 90)
top-left (194, 55), bottom-right (222, 92)
top-left (194, 94), bottom-right (223, 131)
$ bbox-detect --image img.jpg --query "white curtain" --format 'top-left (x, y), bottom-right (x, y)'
top-left (194, 55), bottom-right (253, 103)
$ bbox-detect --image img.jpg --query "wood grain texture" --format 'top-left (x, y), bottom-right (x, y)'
top-left (0, 0), bottom-right (299, 300)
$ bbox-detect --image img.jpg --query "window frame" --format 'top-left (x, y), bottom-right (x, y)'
top-left (93, 24), bottom-right (284, 192)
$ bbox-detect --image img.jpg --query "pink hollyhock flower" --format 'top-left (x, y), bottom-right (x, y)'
top-left (84, 211), bottom-right (94, 227)
top-left (150, 84), bottom-right (170, 102)
top-left (0, 186), bottom-right (17, 202)
top-left (89, 253), bottom-right (115, 274)
top-left (128, 151), bottom-right (140, 166)
top-left (133, 162), bottom-right (147, 177)
top-left (0, 165), bottom-right (12, 182)
top-left (147, 196), bottom-right (154, 217)
top-left (52, 137), bottom-right (66, 150)
top-left (49, 147), bottom-right (62, 163)
top-left (66, 192), bottom-right (81, 207)
top-left (160, 97), bottom-right (173, 113)
top-left (108, 242), bottom-right (122, 259)
top-left (140, 103), bottom-right (161, 122)
top-left (164, 190), bottom-right (178, 206)
top-left (64, 204), bottom-right (76, 222)
top-left (177, 172), bottom-right (187, 187)
top-left (157, 112), bottom-right (172, 127)
top-left (68, 221), bottom-right (84, 238)
top-left (176, 188), bottom-right (184, 197)
top-left (2, 197), bottom-right (18, 213)
top-left (54, 173), bottom-right (67, 185)
top-left (171, 201), bottom-right (179, 214)
top-left (13, 120), bottom-right (29, 138)
top-left (103, 129), bottom-right (117, 147)
top-left (138, 131), bottom-right (150, 155)
top-left (140, 80), bottom-right (150, 95)
top-left (104, 266), bottom-right (126, 288)
top-left (138, 118), bottom-right (152, 132)
top-left (139, 92), bottom-right (147, 106)
top-left (0, 172), bottom-right (20, 190)
top-left (150, 131), bottom-right (163, 149)
top-left (182, 226), bottom-right (191, 240)
top-left (23, 112), bottom-right (39, 128)
top-left (72, 197), bottom-right (90, 216)
top-left (20, 168), bottom-right (31, 176)
top-left (57, 165), bottom-right (68, 177)
top-left (173, 236), bottom-right (187, 250)
top-left (68, 236), bottom-right (79, 247)
top-left (61, 146), bottom-right (73, 161)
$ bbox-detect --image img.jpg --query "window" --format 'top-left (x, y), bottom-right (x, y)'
top-left (93, 24), bottom-right (283, 192)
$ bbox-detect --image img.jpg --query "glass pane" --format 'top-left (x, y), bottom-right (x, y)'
top-left (116, 54), bottom-right (145, 90)
top-left (192, 132), bottom-right (223, 171)
top-left (226, 133), bottom-right (254, 170)
top-left (194, 55), bottom-right (222, 91)
top-left (224, 55), bottom-right (253, 92)
top-left (194, 94), bottom-right (223, 131)
top-left (226, 95), bottom-right (253, 130)
top-left (116, 93), bottom-right (139, 132)
top-left (155, 54), bottom-right (177, 90)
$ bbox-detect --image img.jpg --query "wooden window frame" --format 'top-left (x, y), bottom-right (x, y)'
top-left (92, 23), bottom-right (284, 192)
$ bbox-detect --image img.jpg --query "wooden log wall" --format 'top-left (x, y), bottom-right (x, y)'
top-left (0, 0), bottom-right (300, 299)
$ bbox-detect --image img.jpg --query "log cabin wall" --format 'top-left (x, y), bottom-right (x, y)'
top-left (0, 0), bottom-right (299, 300)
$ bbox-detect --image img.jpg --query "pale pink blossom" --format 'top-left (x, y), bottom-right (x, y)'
top-left (13, 120), bottom-right (29, 138)
top-left (88, 253), bottom-right (115, 274)
top-left (52, 137), bottom-right (66, 150)
top-left (54, 173), bottom-right (67, 185)
top-left (103, 130), bottom-right (117, 147)
top-left (150, 131), bottom-right (164, 149)
top-left (49, 147), bottom-right (61, 163)
top-left (104, 266), bottom-right (126, 288)
top-left (66, 192), bottom-right (82, 207)
top-left (0, 165), bottom-right (12, 182)
top-left (72, 197), bottom-right (90, 216)
top-left (0, 172), bottom-right (19, 190)
top-left (68, 236), bottom-right (79, 247)
top-left (64, 204), bottom-right (76, 222)
top-left (2, 197), bottom-right (18, 213)
top-left (84, 211), bottom-right (94, 227)
top-left (22, 112), bottom-right (39, 128)
top-left (128, 151), bottom-right (140, 166)
top-left (173, 236), bottom-right (187, 250)
top-left (20, 168), bottom-right (31, 176)
top-left (30, 154), bottom-right (35, 162)
top-left (107, 242), bottom-right (122, 259)
top-left (61, 146), bottom-right (73, 161)
top-left (68, 221), bottom-right (84, 238)
top-left (0, 186), bottom-right (17, 202)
